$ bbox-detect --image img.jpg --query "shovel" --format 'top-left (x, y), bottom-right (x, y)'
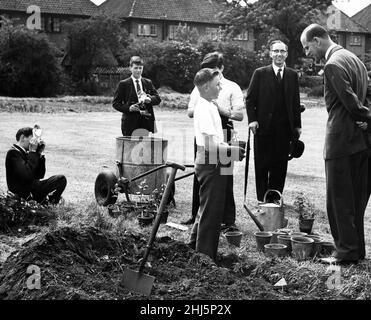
top-left (122, 162), bottom-right (185, 296)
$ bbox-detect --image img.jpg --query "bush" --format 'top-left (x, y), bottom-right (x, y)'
top-left (118, 39), bottom-right (262, 93)
top-left (119, 39), bottom-right (200, 93)
top-left (0, 18), bottom-right (61, 97)
top-left (197, 40), bottom-right (263, 90)
top-left (0, 192), bottom-right (56, 232)
top-left (64, 15), bottom-right (129, 82)
top-left (299, 75), bottom-right (323, 89)
top-left (307, 85), bottom-right (324, 97)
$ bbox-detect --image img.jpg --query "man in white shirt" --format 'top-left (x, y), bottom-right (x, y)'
top-left (188, 68), bottom-right (245, 261)
top-left (183, 52), bottom-right (244, 232)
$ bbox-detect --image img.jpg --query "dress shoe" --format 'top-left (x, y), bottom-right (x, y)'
top-left (221, 223), bottom-right (239, 234)
top-left (334, 258), bottom-right (359, 266)
top-left (186, 241), bottom-right (196, 250)
top-left (331, 251), bottom-right (359, 264)
top-left (320, 256), bottom-right (358, 266)
top-left (181, 217), bottom-right (196, 225)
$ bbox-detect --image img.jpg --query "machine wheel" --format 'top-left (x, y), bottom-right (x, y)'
top-left (94, 170), bottom-right (118, 206)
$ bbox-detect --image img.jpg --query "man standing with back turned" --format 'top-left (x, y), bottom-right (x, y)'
top-left (301, 24), bottom-right (370, 264)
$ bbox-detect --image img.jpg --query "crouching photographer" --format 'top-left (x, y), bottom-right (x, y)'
top-left (5, 126), bottom-right (67, 205)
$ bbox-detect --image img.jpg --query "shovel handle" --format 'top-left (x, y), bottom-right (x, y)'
top-left (139, 163), bottom-right (184, 272)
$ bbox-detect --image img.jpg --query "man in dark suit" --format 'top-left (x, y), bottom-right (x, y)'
top-left (5, 127), bottom-right (67, 204)
top-left (113, 56), bottom-right (161, 136)
top-left (246, 40), bottom-right (302, 203)
top-left (301, 24), bottom-right (370, 264)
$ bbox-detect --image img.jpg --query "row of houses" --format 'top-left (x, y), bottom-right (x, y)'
top-left (0, 0), bottom-right (255, 52)
top-left (0, 0), bottom-right (370, 64)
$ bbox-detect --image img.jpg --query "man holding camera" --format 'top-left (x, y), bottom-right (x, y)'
top-left (113, 56), bottom-right (161, 136)
top-left (5, 127), bottom-right (67, 205)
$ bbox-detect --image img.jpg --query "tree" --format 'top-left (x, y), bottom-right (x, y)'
top-left (198, 40), bottom-right (263, 89)
top-left (172, 24), bottom-right (200, 44)
top-left (219, 0), bottom-right (332, 66)
top-left (0, 17), bottom-right (61, 97)
top-left (64, 15), bottom-right (129, 82)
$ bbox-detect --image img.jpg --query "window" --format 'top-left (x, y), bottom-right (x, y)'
top-left (169, 25), bottom-right (177, 39)
top-left (233, 31), bottom-right (249, 41)
top-left (205, 27), bottom-right (219, 40)
top-left (350, 35), bottom-right (361, 46)
top-left (138, 24), bottom-right (157, 36)
top-left (168, 23), bottom-right (188, 40)
top-left (40, 16), bottom-right (61, 33)
top-left (169, 24), bottom-right (185, 40)
top-left (53, 18), bottom-right (61, 32)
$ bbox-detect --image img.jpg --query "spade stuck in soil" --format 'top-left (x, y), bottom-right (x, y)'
top-left (122, 163), bottom-right (184, 296)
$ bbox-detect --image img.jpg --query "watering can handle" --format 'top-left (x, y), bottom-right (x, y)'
top-left (263, 189), bottom-right (283, 206)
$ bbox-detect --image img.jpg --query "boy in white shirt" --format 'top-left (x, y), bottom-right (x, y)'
top-left (188, 68), bottom-right (245, 261)
top-left (183, 52), bottom-right (244, 232)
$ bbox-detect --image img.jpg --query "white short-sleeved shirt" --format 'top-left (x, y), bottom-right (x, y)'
top-left (194, 96), bottom-right (224, 147)
top-left (188, 76), bottom-right (244, 115)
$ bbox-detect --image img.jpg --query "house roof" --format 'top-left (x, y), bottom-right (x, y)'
top-left (0, 0), bottom-right (98, 17)
top-left (100, 0), bottom-right (225, 24)
top-left (332, 4), bottom-right (371, 33)
top-left (347, 4), bottom-right (371, 33)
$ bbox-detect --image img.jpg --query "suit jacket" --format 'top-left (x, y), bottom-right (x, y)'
top-left (112, 77), bottom-right (161, 136)
top-left (323, 45), bottom-right (370, 160)
top-left (5, 145), bottom-right (46, 199)
top-left (245, 65), bottom-right (301, 136)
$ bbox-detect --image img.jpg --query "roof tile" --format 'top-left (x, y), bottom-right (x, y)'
top-left (100, 0), bottom-right (224, 24)
top-left (0, 0), bottom-right (98, 16)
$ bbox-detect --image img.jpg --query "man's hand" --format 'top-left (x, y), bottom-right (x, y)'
top-left (356, 121), bottom-right (368, 131)
top-left (29, 137), bottom-right (38, 152)
top-left (143, 96), bottom-right (151, 103)
top-left (37, 139), bottom-right (46, 154)
top-left (294, 127), bottom-right (302, 139)
top-left (129, 104), bottom-right (141, 113)
top-left (229, 146), bottom-right (245, 161)
top-left (249, 121), bottom-right (259, 134)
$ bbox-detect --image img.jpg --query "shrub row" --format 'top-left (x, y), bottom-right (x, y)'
top-left (118, 39), bottom-right (263, 93)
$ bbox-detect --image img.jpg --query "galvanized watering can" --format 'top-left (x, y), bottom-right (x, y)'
top-left (256, 189), bottom-right (287, 231)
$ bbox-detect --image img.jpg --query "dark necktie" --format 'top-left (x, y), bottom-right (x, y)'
top-left (277, 68), bottom-right (282, 83)
top-left (136, 79), bottom-right (141, 96)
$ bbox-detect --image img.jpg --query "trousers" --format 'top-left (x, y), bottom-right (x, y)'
top-left (31, 175), bottom-right (67, 204)
top-left (190, 138), bottom-right (236, 225)
top-left (325, 150), bottom-right (368, 260)
top-left (189, 163), bottom-right (227, 260)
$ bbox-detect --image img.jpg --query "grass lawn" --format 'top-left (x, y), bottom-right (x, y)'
top-left (1, 99), bottom-right (371, 299)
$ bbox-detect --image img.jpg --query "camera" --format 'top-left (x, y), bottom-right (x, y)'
top-left (33, 124), bottom-right (45, 153)
top-left (137, 102), bottom-right (147, 111)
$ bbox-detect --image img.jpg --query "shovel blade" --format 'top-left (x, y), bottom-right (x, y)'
top-left (122, 268), bottom-right (155, 296)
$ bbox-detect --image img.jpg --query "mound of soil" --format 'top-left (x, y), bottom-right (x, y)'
top-left (0, 226), bottom-right (290, 300)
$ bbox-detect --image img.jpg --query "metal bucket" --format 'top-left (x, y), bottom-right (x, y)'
top-left (256, 189), bottom-right (285, 231)
top-left (116, 136), bottom-right (168, 195)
